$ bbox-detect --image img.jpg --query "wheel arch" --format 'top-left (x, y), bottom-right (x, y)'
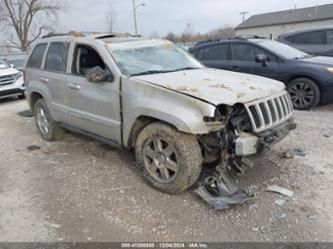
top-left (126, 115), bottom-right (180, 149)
top-left (29, 92), bottom-right (44, 111)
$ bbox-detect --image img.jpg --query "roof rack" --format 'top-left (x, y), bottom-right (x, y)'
top-left (41, 31), bottom-right (84, 39)
top-left (194, 35), bottom-right (267, 46)
top-left (41, 31), bottom-right (138, 39)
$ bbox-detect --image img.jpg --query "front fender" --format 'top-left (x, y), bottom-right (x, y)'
top-left (122, 77), bottom-right (216, 146)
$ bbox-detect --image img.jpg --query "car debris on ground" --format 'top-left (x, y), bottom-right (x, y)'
top-left (266, 185), bottom-right (294, 197)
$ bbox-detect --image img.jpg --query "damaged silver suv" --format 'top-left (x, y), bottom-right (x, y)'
top-left (25, 33), bottom-right (296, 205)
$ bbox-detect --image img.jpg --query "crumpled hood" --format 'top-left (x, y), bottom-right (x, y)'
top-left (133, 68), bottom-right (285, 106)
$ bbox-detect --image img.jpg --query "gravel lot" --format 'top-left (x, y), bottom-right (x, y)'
top-left (0, 99), bottom-right (332, 242)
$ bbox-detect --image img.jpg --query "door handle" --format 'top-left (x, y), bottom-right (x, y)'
top-left (67, 83), bottom-right (81, 90)
top-left (40, 77), bottom-right (49, 83)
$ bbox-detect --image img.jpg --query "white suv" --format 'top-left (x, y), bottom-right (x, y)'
top-left (0, 59), bottom-right (25, 99)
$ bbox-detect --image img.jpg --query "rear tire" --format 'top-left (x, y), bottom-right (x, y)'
top-left (135, 122), bottom-right (203, 194)
top-left (287, 78), bottom-right (320, 110)
top-left (34, 99), bottom-right (63, 141)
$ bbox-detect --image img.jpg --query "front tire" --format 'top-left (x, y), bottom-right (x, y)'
top-left (34, 99), bottom-right (63, 141)
top-left (135, 122), bottom-right (203, 194)
top-left (287, 78), bottom-right (320, 110)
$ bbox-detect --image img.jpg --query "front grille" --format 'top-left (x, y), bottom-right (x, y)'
top-left (0, 74), bottom-right (16, 87)
top-left (244, 91), bottom-right (293, 133)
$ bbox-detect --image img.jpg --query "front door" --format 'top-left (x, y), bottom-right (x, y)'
top-left (230, 43), bottom-right (282, 81)
top-left (66, 43), bottom-right (121, 143)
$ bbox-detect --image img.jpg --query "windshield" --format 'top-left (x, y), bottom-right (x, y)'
top-left (255, 40), bottom-right (310, 59)
top-left (0, 60), bottom-right (9, 69)
top-left (108, 41), bottom-right (203, 76)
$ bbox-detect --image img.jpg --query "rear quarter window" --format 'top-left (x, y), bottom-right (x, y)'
top-left (27, 43), bottom-right (47, 69)
top-left (45, 42), bottom-right (69, 73)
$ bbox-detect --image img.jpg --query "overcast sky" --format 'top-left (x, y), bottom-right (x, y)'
top-left (57, 0), bottom-right (333, 37)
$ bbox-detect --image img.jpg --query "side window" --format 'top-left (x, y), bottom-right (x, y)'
top-left (72, 44), bottom-right (106, 76)
top-left (27, 44), bottom-right (47, 69)
top-left (231, 43), bottom-right (278, 62)
top-left (231, 44), bottom-right (257, 61)
top-left (327, 30), bottom-right (333, 45)
top-left (45, 42), bottom-right (69, 72)
top-left (295, 31), bottom-right (325, 44)
top-left (285, 35), bottom-right (298, 44)
top-left (197, 44), bottom-right (229, 60)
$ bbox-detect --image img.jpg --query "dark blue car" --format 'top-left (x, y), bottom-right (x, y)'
top-left (189, 37), bottom-right (333, 110)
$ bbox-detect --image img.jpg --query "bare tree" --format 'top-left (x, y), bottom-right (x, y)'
top-left (207, 25), bottom-right (236, 39)
top-left (180, 22), bottom-right (195, 43)
top-left (105, 8), bottom-right (117, 33)
top-left (0, 0), bottom-right (63, 51)
top-left (164, 32), bottom-right (177, 42)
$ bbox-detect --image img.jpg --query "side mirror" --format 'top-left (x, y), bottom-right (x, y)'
top-left (255, 54), bottom-right (269, 67)
top-left (86, 66), bottom-right (114, 83)
top-left (10, 64), bottom-right (15, 68)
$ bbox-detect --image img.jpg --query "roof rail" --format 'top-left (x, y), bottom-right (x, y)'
top-left (41, 31), bottom-right (138, 40)
top-left (194, 35), bottom-right (267, 46)
top-left (234, 35), bottom-right (267, 39)
top-left (41, 31), bottom-right (84, 39)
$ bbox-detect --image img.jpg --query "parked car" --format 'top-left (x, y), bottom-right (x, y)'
top-left (25, 33), bottom-right (295, 194)
top-left (277, 27), bottom-right (333, 57)
top-left (0, 59), bottom-right (25, 100)
top-left (189, 37), bottom-right (333, 110)
top-left (6, 58), bottom-right (26, 71)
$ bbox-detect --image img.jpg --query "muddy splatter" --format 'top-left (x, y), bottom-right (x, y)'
top-left (176, 86), bottom-right (199, 93)
top-left (249, 86), bottom-right (263, 91)
top-left (237, 93), bottom-right (246, 99)
top-left (209, 84), bottom-right (233, 91)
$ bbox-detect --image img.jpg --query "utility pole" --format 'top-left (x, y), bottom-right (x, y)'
top-left (239, 11), bottom-right (249, 23)
top-left (132, 0), bottom-right (145, 36)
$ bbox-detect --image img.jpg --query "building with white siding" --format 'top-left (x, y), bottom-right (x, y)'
top-left (235, 4), bottom-right (333, 39)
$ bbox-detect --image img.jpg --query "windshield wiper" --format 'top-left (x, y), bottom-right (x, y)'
top-left (130, 70), bottom-right (172, 76)
top-left (130, 67), bottom-right (199, 77)
top-left (168, 67), bottom-right (199, 72)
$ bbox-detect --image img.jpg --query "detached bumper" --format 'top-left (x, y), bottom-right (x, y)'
top-left (235, 118), bottom-right (296, 156)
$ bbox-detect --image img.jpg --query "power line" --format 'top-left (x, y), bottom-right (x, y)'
top-left (239, 11), bottom-right (249, 23)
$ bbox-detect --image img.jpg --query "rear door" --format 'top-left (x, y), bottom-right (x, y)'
top-left (193, 43), bottom-right (232, 70)
top-left (65, 43), bottom-right (121, 142)
top-left (43, 42), bottom-right (70, 121)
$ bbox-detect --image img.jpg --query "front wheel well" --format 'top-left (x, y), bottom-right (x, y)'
top-left (29, 92), bottom-right (43, 111)
top-left (127, 116), bottom-right (179, 148)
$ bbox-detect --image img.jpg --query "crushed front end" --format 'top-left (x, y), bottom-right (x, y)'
top-left (195, 91), bottom-right (297, 209)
